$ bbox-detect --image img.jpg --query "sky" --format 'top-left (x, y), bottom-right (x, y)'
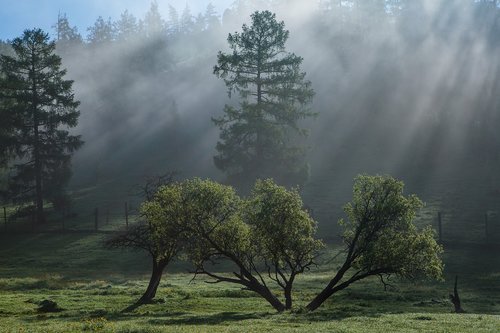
top-left (0, 0), bottom-right (234, 40)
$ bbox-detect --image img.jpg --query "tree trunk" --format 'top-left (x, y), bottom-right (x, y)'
top-left (306, 264), bottom-right (351, 311)
top-left (254, 284), bottom-right (285, 312)
top-left (31, 50), bottom-right (44, 224)
top-left (284, 285), bottom-right (293, 310)
top-left (137, 259), bottom-right (167, 304)
top-left (284, 274), bottom-right (296, 310)
top-left (33, 121), bottom-right (44, 224)
top-left (306, 285), bottom-right (336, 311)
top-left (449, 275), bottom-right (465, 313)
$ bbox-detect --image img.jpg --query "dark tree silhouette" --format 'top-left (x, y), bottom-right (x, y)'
top-left (213, 10), bottom-right (315, 190)
top-left (106, 172), bottom-right (178, 310)
top-left (0, 29), bottom-right (82, 223)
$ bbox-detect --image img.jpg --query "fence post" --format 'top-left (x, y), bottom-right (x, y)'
top-left (485, 212), bottom-right (489, 242)
top-left (438, 212), bottom-right (442, 243)
top-left (94, 208), bottom-right (99, 231)
top-left (125, 202), bottom-right (129, 229)
top-left (61, 206), bottom-right (65, 231)
top-left (31, 210), bottom-right (35, 232)
top-left (3, 207), bottom-right (6, 229)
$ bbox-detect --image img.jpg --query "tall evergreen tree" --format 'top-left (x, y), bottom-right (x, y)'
top-left (144, 1), bottom-right (166, 38)
top-left (0, 29), bottom-right (82, 223)
top-left (53, 13), bottom-right (82, 45)
top-left (180, 4), bottom-right (195, 34)
top-left (87, 16), bottom-right (115, 44)
top-left (213, 11), bottom-right (315, 190)
top-left (114, 10), bottom-right (139, 42)
top-left (167, 5), bottom-right (180, 35)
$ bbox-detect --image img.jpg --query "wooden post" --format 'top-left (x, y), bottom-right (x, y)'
top-left (31, 209), bottom-right (35, 232)
top-left (485, 212), bottom-right (489, 242)
top-left (438, 212), bottom-right (442, 243)
top-left (3, 207), bottom-right (6, 229)
top-left (94, 208), bottom-right (99, 231)
top-left (125, 202), bottom-right (129, 229)
top-left (61, 206), bottom-right (65, 231)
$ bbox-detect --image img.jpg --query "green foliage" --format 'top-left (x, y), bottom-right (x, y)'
top-left (142, 178), bottom-right (244, 265)
top-left (87, 17), bottom-right (115, 44)
top-left (306, 175), bottom-right (444, 311)
top-left (0, 29), bottom-right (82, 220)
top-left (53, 13), bottom-right (82, 48)
top-left (140, 177), bottom-right (322, 311)
top-left (213, 10), bottom-right (315, 190)
top-left (245, 179), bottom-right (323, 281)
top-left (344, 175), bottom-right (443, 281)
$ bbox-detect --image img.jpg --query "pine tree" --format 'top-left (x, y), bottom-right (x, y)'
top-left (144, 1), bottom-right (165, 38)
top-left (87, 16), bottom-right (115, 44)
top-left (213, 11), bottom-right (315, 190)
top-left (53, 13), bottom-right (82, 45)
top-left (115, 10), bottom-right (139, 42)
top-left (0, 29), bottom-right (83, 223)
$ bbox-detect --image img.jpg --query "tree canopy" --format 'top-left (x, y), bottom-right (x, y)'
top-left (126, 175), bottom-right (443, 312)
top-left (306, 175), bottom-right (444, 311)
top-left (141, 177), bottom-right (322, 312)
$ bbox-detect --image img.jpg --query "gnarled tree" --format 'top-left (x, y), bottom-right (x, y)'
top-left (106, 172), bottom-right (178, 309)
top-left (306, 175), bottom-right (444, 311)
top-left (243, 179), bottom-right (323, 309)
top-left (145, 178), bottom-right (321, 312)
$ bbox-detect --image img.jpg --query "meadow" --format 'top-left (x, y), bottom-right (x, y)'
top-left (0, 231), bottom-right (498, 332)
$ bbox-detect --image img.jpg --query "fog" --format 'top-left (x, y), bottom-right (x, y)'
top-left (43, 0), bottom-right (500, 239)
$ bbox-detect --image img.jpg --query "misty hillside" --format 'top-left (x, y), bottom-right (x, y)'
top-left (3, 0), bottom-right (500, 238)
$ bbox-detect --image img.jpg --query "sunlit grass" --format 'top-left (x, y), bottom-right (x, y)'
top-left (0, 231), bottom-right (499, 332)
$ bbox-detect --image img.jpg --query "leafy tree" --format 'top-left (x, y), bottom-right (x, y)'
top-left (144, 178), bottom-right (321, 312)
top-left (243, 179), bottom-right (323, 309)
top-left (106, 173), bottom-right (179, 309)
top-left (306, 175), bottom-right (444, 311)
top-left (0, 29), bottom-right (82, 223)
top-left (213, 10), bottom-right (315, 190)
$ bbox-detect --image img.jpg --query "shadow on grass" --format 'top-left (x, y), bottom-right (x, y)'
top-left (147, 311), bottom-right (271, 325)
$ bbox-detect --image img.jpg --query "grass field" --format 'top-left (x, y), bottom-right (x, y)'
top-left (0, 231), bottom-right (499, 332)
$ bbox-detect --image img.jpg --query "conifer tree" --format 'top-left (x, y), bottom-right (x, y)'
top-left (213, 11), bottom-right (315, 190)
top-left (0, 29), bottom-right (82, 223)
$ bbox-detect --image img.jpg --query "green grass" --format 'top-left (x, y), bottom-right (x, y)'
top-left (0, 274), bottom-right (498, 332)
top-left (0, 232), bottom-right (499, 332)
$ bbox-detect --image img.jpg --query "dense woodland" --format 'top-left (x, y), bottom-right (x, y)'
top-left (1, 0), bottom-right (500, 234)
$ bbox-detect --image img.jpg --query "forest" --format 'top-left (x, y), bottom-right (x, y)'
top-left (0, 0), bottom-right (499, 332)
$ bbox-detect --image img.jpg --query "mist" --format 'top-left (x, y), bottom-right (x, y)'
top-left (36, 0), bottom-right (500, 240)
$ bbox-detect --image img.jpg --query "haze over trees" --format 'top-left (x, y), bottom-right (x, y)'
top-left (0, 1), bottom-right (497, 238)
top-left (0, 29), bottom-right (82, 223)
top-left (4, 0), bottom-right (493, 239)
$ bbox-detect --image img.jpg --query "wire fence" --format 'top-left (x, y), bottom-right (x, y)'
top-left (0, 200), bottom-right (139, 234)
top-left (1, 203), bottom-right (500, 245)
